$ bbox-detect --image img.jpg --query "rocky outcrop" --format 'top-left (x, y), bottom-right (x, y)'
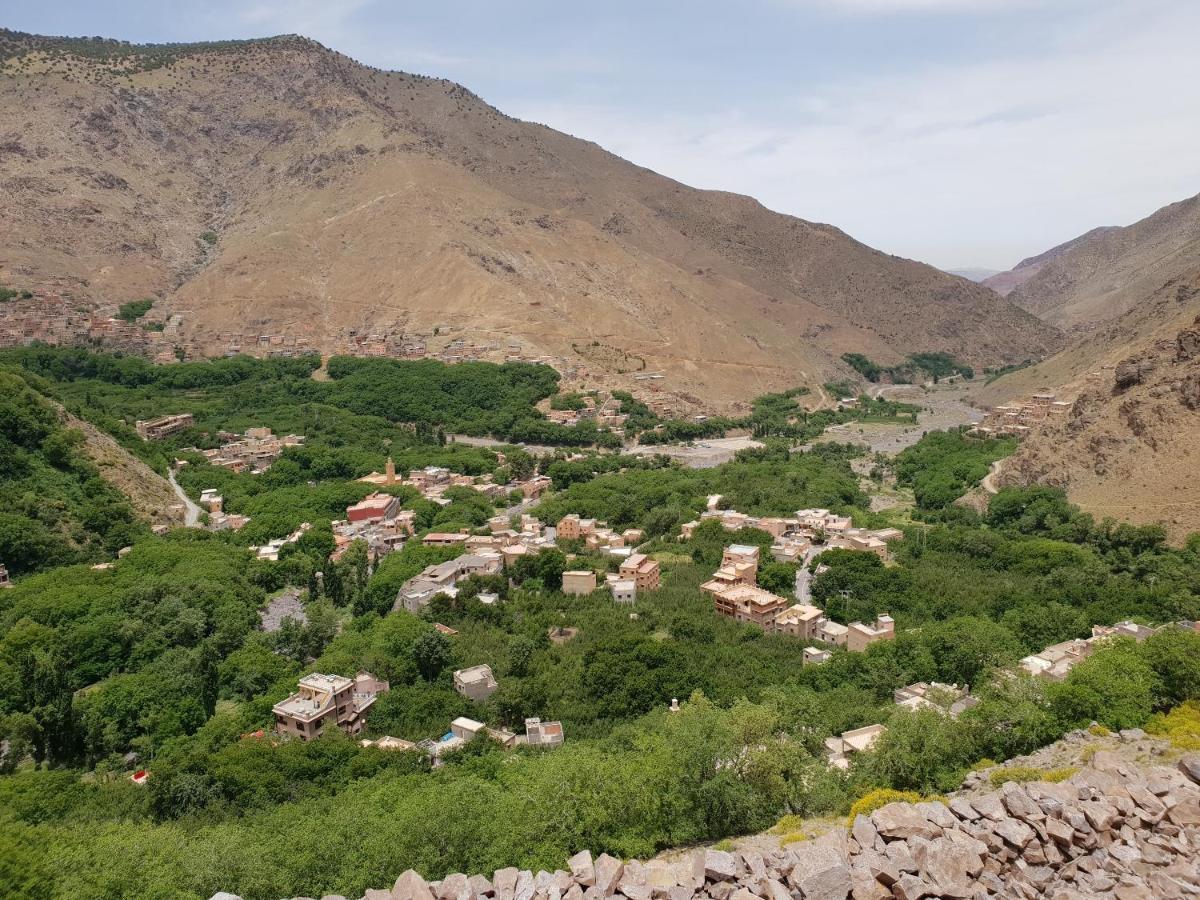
top-left (221, 753), bottom-right (1200, 900)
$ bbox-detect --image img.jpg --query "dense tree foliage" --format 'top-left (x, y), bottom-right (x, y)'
top-left (2, 345), bottom-right (1200, 899)
top-left (0, 369), bottom-right (148, 574)
top-left (894, 429), bottom-right (1016, 510)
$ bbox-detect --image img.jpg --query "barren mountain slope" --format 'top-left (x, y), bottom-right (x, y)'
top-left (0, 30), bottom-right (1058, 410)
top-left (982, 226), bottom-right (1118, 296)
top-left (985, 266), bottom-right (1200, 540)
top-left (996, 194), bottom-right (1200, 331)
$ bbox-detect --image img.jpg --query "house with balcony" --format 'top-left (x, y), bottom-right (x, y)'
top-left (618, 553), bottom-right (661, 591)
top-left (273, 671), bottom-right (389, 741)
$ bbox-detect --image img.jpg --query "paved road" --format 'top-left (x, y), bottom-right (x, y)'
top-left (168, 469), bottom-right (203, 527)
top-left (794, 547), bottom-right (830, 603)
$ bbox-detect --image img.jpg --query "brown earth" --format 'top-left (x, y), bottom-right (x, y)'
top-left (0, 30), bottom-right (1058, 413)
top-left (973, 260), bottom-right (1200, 541)
top-left (994, 194), bottom-right (1200, 332)
top-left (982, 226), bottom-right (1119, 298)
top-left (56, 403), bottom-right (185, 528)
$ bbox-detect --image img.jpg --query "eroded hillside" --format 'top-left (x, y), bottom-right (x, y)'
top-left (0, 30), bottom-right (1058, 412)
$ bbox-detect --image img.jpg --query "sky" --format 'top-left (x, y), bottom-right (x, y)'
top-left (3, 0), bottom-right (1199, 270)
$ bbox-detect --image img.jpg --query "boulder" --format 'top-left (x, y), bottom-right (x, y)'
top-left (494, 869), bottom-right (520, 900)
top-left (792, 863), bottom-right (850, 900)
top-left (1166, 796), bottom-right (1200, 827)
top-left (991, 817), bottom-right (1036, 849)
top-left (394, 871), bottom-right (436, 900)
top-left (438, 874), bottom-right (471, 900)
top-left (870, 803), bottom-right (941, 841)
top-left (890, 874), bottom-right (934, 900)
top-left (703, 850), bottom-right (738, 882)
top-left (569, 852), bottom-right (596, 887)
top-left (513, 871), bottom-right (535, 900)
top-left (852, 849), bottom-right (898, 887)
top-left (468, 875), bottom-right (495, 900)
top-left (1178, 755), bottom-right (1200, 786)
top-left (1000, 785), bottom-right (1042, 822)
top-left (969, 793), bottom-right (1008, 823)
top-left (594, 855), bottom-right (623, 896)
top-left (851, 815), bottom-right (878, 851)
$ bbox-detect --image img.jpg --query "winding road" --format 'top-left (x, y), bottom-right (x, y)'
top-left (981, 458), bottom-right (1005, 495)
top-left (168, 469), bottom-right (203, 527)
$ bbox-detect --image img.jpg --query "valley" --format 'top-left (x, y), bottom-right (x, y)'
top-left (1, 345), bottom-right (1197, 900)
top-left (0, 19), bottom-right (1198, 900)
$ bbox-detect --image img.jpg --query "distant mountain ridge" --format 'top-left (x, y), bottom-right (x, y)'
top-left (982, 226), bottom-right (1120, 297)
top-left (975, 191), bottom-right (1200, 540)
top-left (0, 28), bottom-right (1058, 412)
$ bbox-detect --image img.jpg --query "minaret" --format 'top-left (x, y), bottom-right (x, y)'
top-left (385, 456), bottom-right (396, 484)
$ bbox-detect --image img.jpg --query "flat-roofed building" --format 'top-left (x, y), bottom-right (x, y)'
top-left (562, 570), bottom-right (598, 596)
top-left (520, 717), bottom-right (565, 749)
top-left (136, 413), bottom-right (194, 441)
top-left (346, 492), bottom-right (401, 524)
top-left (361, 735), bottom-right (416, 752)
top-left (619, 553), bottom-right (661, 590)
top-left (609, 578), bottom-right (637, 604)
top-left (846, 615), bottom-right (895, 652)
top-left (803, 646), bottom-right (832, 666)
top-left (707, 582), bottom-right (790, 629)
top-left (556, 514), bottom-right (582, 540)
top-left (0, 564), bottom-right (10, 589)
top-left (825, 723), bottom-right (885, 770)
top-left (423, 532), bottom-right (470, 547)
top-left (893, 682), bottom-right (978, 717)
top-left (273, 671), bottom-right (388, 741)
top-left (774, 603), bottom-right (826, 639)
top-left (453, 664), bottom-right (498, 702)
top-left (815, 618), bottom-right (849, 647)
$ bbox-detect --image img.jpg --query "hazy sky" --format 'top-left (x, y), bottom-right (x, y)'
top-left (4, 0), bottom-right (1199, 269)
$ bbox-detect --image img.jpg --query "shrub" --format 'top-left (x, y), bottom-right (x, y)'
top-left (1145, 702), bottom-right (1200, 750)
top-left (1088, 723), bottom-right (1111, 737)
top-left (987, 766), bottom-right (1042, 788)
top-left (847, 788), bottom-right (921, 825)
top-left (1042, 767), bottom-right (1078, 783)
top-left (779, 831), bottom-right (808, 846)
top-left (770, 814), bottom-right (804, 835)
top-left (988, 765), bottom-right (1076, 787)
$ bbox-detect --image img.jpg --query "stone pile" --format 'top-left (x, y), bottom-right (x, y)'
top-left (216, 753), bottom-right (1200, 900)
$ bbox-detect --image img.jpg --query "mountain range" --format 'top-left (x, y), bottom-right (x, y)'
top-left (976, 193), bottom-right (1200, 538)
top-left (0, 29), bottom-right (1058, 413)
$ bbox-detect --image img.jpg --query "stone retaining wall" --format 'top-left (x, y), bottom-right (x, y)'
top-left (216, 752), bottom-right (1200, 900)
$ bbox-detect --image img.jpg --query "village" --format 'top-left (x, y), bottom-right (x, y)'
top-left (969, 391), bottom-right (1072, 439)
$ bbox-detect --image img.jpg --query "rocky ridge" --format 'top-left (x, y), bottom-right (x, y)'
top-left (994, 308), bottom-right (1200, 540)
top-left (219, 738), bottom-right (1200, 900)
top-left (0, 29), bottom-right (1059, 412)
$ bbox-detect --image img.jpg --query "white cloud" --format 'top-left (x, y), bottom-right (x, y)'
top-left (512, 1), bottom-right (1200, 268)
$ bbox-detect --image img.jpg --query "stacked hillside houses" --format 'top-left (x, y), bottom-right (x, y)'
top-left (271, 671), bottom-right (389, 741)
top-left (681, 501), bottom-right (903, 563)
top-left (701, 544), bottom-right (894, 654)
top-left (184, 427), bottom-right (304, 473)
top-left (971, 391), bottom-right (1073, 439)
top-left (1021, 619), bottom-right (1200, 681)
